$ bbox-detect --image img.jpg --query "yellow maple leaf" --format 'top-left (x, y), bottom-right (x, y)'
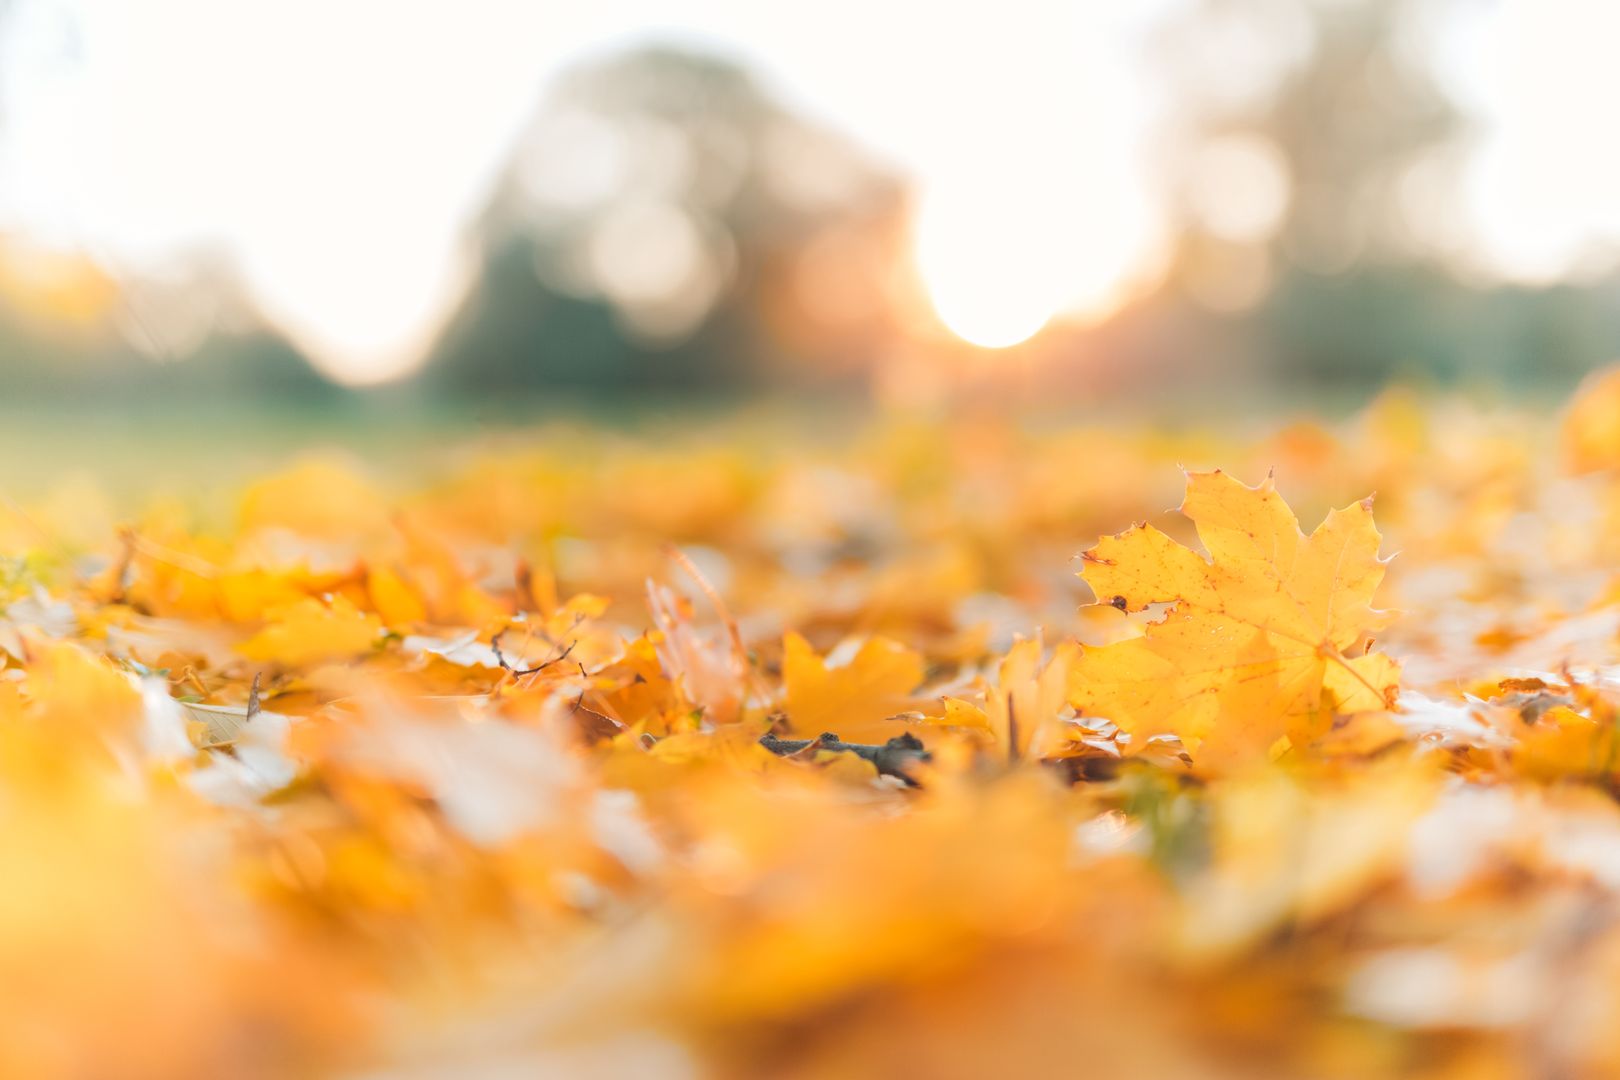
top-left (238, 595), bottom-right (383, 668)
top-left (937, 637), bottom-right (1080, 762)
top-left (1515, 705), bottom-right (1620, 781)
top-left (937, 696), bottom-right (991, 733)
top-left (781, 631), bottom-right (925, 744)
top-left (1068, 470), bottom-right (1399, 764)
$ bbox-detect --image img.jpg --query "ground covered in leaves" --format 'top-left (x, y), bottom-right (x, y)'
top-left (5, 373), bottom-right (1620, 1078)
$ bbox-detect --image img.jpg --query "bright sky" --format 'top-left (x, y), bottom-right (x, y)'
top-left (0, 0), bottom-right (1616, 382)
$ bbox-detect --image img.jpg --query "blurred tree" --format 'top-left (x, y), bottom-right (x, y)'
top-left (1230, 0), bottom-right (1458, 270)
top-left (421, 46), bottom-right (906, 401)
top-left (1149, 0), bottom-right (1620, 391)
top-left (1158, 0), bottom-right (1465, 267)
top-left (0, 2), bottom-right (344, 409)
top-left (0, 254), bottom-right (346, 407)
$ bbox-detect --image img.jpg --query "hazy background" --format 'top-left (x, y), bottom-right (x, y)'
top-left (0, 0), bottom-right (1617, 417)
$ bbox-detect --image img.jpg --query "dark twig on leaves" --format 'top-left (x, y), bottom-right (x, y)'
top-left (1006, 696), bottom-right (1020, 764)
top-left (569, 688), bottom-right (625, 743)
top-left (109, 526), bottom-right (136, 605)
top-left (491, 628), bottom-right (576, 676)
top-left (759, 731), bottom-right (931, 786)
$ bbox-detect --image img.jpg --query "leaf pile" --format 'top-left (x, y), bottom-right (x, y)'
top-left (2, 377), bottom-right (1620, 1077)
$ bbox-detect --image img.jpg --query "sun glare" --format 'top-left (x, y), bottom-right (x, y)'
top-left (913, 159), bottom-right (1162, 351)
top-left (914, 189), bottom-right (1064, 349)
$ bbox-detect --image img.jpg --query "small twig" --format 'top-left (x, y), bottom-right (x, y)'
top-left (760, 731), bottom-right (932, 786)
top-left (1007, 695), bottom-right (1020, 764)
top-left (108, 527), bottom-right (136, 604)
top-left (514, 557), bottom-right (536, 613)
top-left (663, 544), bottom-right (763, 701)
top-left (569, 688), bottom-right (626, 742)
top-left (491, 627), bottom-right (576, 676)
top-left (182, 667), bottom-right (210, 700)
top-left (663, 545), bottom-right (743, 660)
top-left (246, 672), bottom-right (262, 723)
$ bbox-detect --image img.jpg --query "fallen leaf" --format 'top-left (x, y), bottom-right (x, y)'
top-left (1069, 470), bottom-right (1399, 764)
top-left (238, 596), bottom-right (384, 668)
top-left (781, 631), bottom-right (925, 743)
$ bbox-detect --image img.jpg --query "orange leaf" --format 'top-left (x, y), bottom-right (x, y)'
top-left (238, 596), bottom-right (383, 668)
top-left (367, 565), bottom-right (426, 629)
top-left (1562, 363), bottom-right (1620, 474)
top-left (781, 631), bottom-right (925, 743)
